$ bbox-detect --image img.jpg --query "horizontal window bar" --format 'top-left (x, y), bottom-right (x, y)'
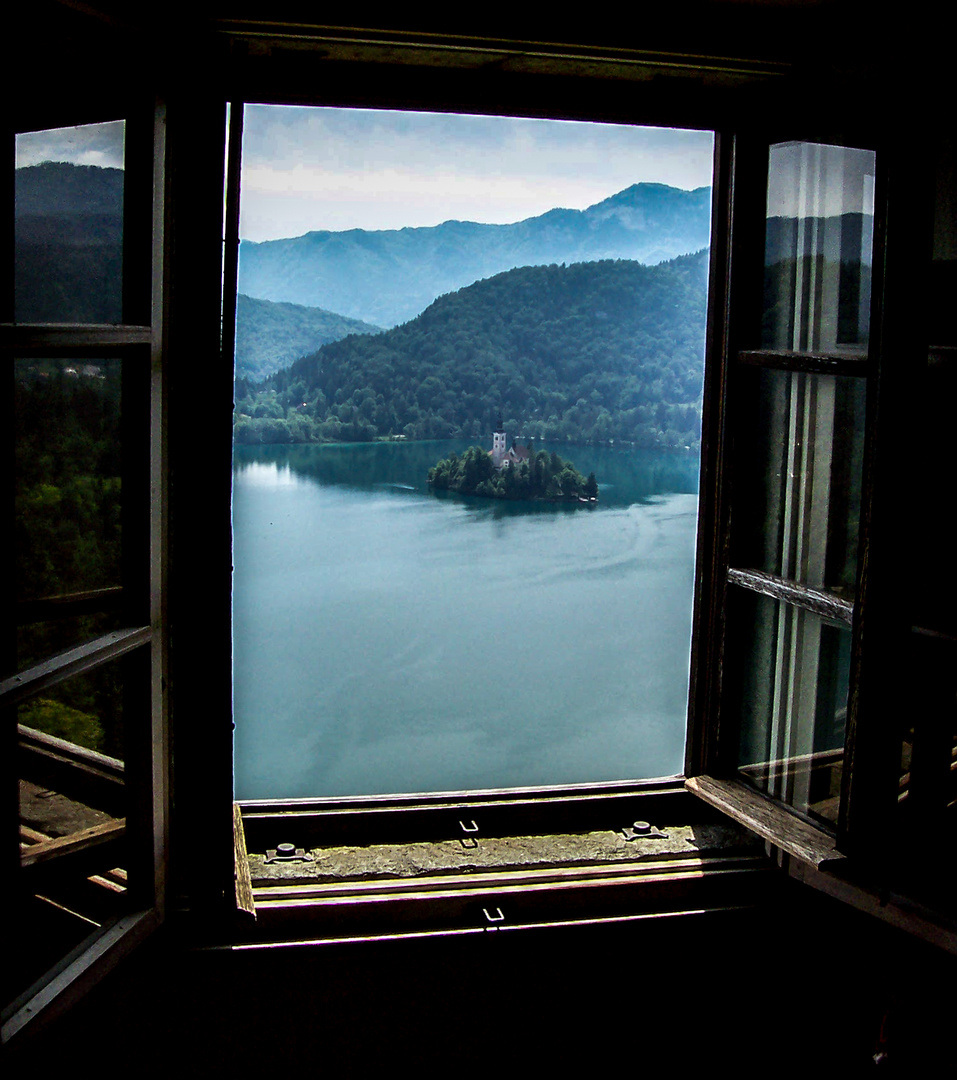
top-left (738, 349), bottom-right (868, 377)
top-left (728, 567), bottom-right (854, 624)
top-left (0, 324), bottom-right (152, 353)
top-left (0, 626), bottom-right (151, 709)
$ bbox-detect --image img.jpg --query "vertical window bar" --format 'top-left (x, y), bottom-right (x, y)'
top-left (839, 139), bottom-right (932, 859)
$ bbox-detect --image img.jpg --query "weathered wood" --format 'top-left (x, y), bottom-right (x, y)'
top-left (727, 568), bottom-right (854, 624)
top-left (233, 803), bottom-right (256, 921)
top-left (738, 348), bottom-right (868, 376)
top-left (20, 819), bottom-right (126, 869)
top-left (685, 775), bottom-right (843, 868)
top-left (0, 323), bottom-right (152, 353)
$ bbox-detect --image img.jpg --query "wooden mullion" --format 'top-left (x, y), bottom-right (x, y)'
top-left (122, 102), bottom-right (156, 328)
top-left (690, 127), bottom-right (770, 779)
top-left (685, 129), bottom-right (734, 779)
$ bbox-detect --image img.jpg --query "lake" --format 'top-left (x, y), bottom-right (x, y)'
top-left (232, 439), bottom-right (700, 799)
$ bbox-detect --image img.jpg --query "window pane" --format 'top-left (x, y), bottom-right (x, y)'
top-left (763, 141), bottom-right (875, 354)
top-left (15, 121), bottom-right (125, 323)
top-left (732, 367), bottom-right (865, 597)
top-left (11, 663), bottom-right (128, 1006)
top-left (729, 588), bottom-right (851, 826)
top-left (232, 106), bottom-right (713, 798)
top-left (14, 358), bottom-right (125, 668)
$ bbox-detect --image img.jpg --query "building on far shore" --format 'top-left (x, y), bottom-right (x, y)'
top-left (489, 430), bottom-right (531, 470)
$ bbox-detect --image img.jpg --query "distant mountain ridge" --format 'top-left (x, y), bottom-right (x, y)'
top-left (238, 183), bottom-right (713, 328)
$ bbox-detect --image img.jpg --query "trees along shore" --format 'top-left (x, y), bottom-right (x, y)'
top-left (428, 444), bottom-right (598, 503)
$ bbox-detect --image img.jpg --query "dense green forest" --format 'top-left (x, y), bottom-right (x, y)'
top-left (235, 294), bottom-right (380, 382)
top-left (14, 360), bottom-right (126, 755)
top-left (428, 444), bottom-right (597, 502)
top-left (235, 251), bottom-right (708, 449)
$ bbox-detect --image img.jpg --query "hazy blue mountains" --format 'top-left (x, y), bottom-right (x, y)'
top-left (15, 161), bottom-right (124, 323)
top-left (238, 183), bottom-right (712, 328)
top-left (235, 251), bottom-right (708, 449)
top-left (235, 294), bottom-right (381, 382)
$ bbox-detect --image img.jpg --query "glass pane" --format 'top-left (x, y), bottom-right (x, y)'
top-left (14, 358), bottom-right (125, 669)
top-left (763, 141), bottom-right (876, 354)
top-left (730, 588), bottom-right (852, 826)
top-left (15, 121), bottom-right (125, 323)
top-left (732, 367), bottom-right (865, 597)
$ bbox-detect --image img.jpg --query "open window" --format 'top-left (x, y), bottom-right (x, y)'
top-left (687, 124), bottom-right (957, 936)
top-left (2, 103), bottom-right (168, 1042)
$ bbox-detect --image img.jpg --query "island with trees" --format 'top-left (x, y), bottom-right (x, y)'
top-left (428, 438), bottom-right (598, 504)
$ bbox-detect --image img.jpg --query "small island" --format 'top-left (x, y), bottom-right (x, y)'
top-left (428, 431), bottom-right (598, 504)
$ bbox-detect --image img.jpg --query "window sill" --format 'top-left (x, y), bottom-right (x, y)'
top-left (233, 792), bottom-right (777, 943)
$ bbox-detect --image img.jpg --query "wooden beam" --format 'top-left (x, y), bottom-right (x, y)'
top-left (233, 804), bottom-right (256, 922)
top-left (685, 775), bottom-right (843, 868)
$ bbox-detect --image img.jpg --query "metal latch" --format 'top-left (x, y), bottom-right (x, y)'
top-left (460, 819), bottom-right (479, 849)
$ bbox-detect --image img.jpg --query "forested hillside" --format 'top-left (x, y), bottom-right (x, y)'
top-left (235, 294), bottom-right (380, 381)
top-left (235, 251), bottom-right (708, 449)
top-left (15, 161), bottom-right (124, 323)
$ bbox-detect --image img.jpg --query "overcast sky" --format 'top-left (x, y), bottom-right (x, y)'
top-left (240, 106), bottom-right (714, 242)
top-left (16, 120), bottom-right (126, 169)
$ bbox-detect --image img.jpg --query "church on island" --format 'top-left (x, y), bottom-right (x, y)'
top-left (489, 430), bottom-right (531, 470)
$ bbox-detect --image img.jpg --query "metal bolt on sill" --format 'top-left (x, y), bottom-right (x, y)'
top-left (264, 842), bottom-right (314, 864)
top-left (621, 820), bottom-right (668, 841)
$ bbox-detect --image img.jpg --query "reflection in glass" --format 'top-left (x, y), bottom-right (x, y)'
top-left (15, 120), bottom-right (125, 323)
top-left (731, 589), bottom-right (852, 826)
top-left (733, 367), bottom-right (865, 596)
top-left (14, 358), bottom-right (124, 669)
top-left (763, 141), bottom-right (876, 354)
top-left (13, 664), bottom-right (128, 1004)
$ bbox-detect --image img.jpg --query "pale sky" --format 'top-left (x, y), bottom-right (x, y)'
top-left (766, 141), bottom-right (875, 219)
top-left (16, 120), bottom-right (126, 169)
top-left (240, 106), bottom-right (714, 242)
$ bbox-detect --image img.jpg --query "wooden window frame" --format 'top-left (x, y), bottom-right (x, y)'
top-left (685, 121), bottom-right (956, 949)
top-left (198, 35), bottom-right (791, 939)
top-left (1, 97), bottom-right (169, 1045)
